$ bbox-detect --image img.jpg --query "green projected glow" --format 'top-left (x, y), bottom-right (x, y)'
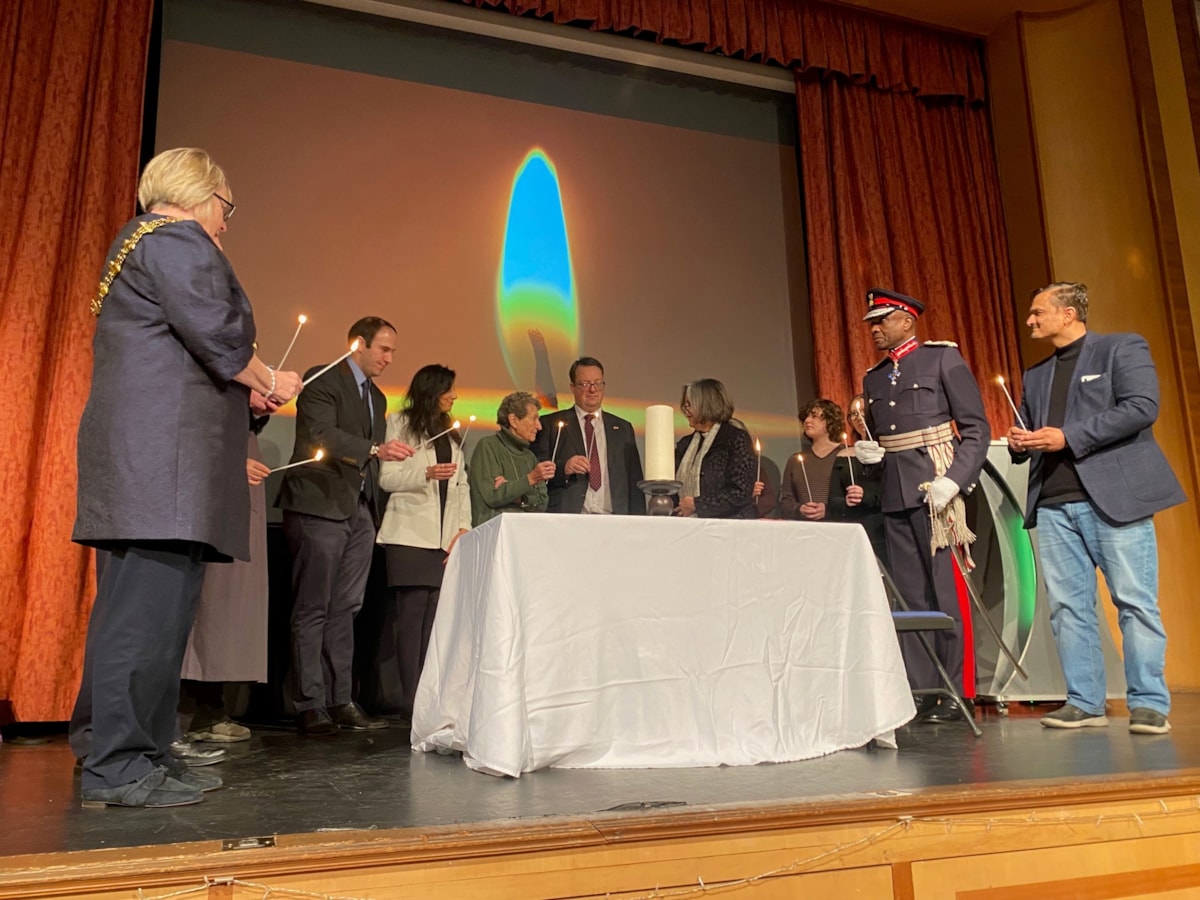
top-left (496, 149), bottom-right (579, 397)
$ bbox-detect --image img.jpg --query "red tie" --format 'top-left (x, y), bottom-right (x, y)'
top-left (584, 414), bottom-right (602, 491)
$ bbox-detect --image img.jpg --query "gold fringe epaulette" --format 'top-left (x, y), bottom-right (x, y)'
top-left (924, 340), bottom-right (959, 348)
top-left (91, 217), bottom-right (181, 316)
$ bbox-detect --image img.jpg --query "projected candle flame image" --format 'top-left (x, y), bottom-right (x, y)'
top-left (496, 148), bottom-right (579, 409)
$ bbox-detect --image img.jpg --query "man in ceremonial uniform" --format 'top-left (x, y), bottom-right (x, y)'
top-left (854, 288), bottom-right (990, 722)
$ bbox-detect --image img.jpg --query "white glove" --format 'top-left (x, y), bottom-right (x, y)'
top-left (926, 475), bottom-right (960, 513)
top-left (854, 440), bottom-right (884, 465)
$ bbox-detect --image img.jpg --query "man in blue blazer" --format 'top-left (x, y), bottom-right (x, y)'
top-left (1009, 282), bottom-right (1185, 735)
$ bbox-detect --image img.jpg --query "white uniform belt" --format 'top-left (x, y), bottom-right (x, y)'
top-left (878, 421), bottom-right (954, 451)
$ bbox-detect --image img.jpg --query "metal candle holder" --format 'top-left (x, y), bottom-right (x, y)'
top-left (637, 479), bottom-right (683, 516)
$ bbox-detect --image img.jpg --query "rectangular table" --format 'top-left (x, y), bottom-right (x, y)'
top-left (412, 514), bottom-right (915, 776)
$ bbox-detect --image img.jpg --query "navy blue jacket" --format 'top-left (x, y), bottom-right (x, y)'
top-left (1010, 331), bottom-right (1185, 526)
top-left (863, 343), bottom-right (991, 513)
top-left (74, 216), bottom-right (256, 562)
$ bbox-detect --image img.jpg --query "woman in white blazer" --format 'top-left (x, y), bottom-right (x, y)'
top-left (376, 364), bottom-right (471, 718)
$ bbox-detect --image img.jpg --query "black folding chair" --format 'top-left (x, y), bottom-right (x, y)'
top-left (882, 564), bottom-right (982, 738)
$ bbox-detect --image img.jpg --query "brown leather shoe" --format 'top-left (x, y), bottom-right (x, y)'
top-left (298, 708), bottom-right (340, 737)
top-left (329, 702), bottom-right (388, 731)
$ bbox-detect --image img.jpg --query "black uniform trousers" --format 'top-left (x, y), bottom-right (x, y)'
top-left (283, 497), bottom-right (376, 713)
top-left (884, 507), bottom-right (964, 691)
top-left (69, 542), bottom-right (207, 790)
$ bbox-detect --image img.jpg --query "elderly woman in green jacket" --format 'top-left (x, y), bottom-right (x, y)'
top-left (468, 391), bottom-right (556, 526)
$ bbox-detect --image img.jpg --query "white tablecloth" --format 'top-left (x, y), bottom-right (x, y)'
top-left (412, 514), bottom-right (914, 777)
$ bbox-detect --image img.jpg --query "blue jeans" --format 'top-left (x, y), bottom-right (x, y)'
top-left (1036, 502), bottom-right (1168, 716)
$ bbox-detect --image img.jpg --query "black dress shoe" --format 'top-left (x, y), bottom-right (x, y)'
top-left (298, 708), bottom-right (340, 737)
top-left (329, 702), bottom-right (388, 731)
top-left (921, 697), bottom-right (975, 724)
top-left (913, 694), bottom-right (939, 718)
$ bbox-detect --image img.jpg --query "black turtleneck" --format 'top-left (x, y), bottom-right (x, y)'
top-left (1038, 334), bottom-right (1088, 507)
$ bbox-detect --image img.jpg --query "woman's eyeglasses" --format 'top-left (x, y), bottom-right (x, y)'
top-left (213, 192), bottom-right (236, 221)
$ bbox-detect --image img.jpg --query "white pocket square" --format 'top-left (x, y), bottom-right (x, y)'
top-left (1080, 374), bottom-right (1103, 383)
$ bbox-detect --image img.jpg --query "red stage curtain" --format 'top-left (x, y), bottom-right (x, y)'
top-left (0, 0), bottom-right (154, 721)
top-left (797, 71), bottom-right (1023, 427)
top-left (463, 0), bottom-right (985, 101)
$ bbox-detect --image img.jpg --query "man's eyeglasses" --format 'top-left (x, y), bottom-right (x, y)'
top-left (573, 380), bottom-right (605, 391)
top-left (213, 192), bottom-right (236, 221)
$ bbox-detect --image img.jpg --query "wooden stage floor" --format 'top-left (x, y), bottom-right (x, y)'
top-left (2, 697), bottom-right (1200, 898)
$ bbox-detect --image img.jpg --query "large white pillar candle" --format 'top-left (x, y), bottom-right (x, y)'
top-left (644, 404), bottom-right (676, 481)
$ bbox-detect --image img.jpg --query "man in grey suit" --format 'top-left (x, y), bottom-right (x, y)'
top-left (1009, 282), bottom-right (1186, 735)
top-left (277, 317), bottom-right (414, 736)
top-left (531, 356), bottom-right (645, 515)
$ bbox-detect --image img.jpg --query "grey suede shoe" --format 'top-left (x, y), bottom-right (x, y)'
top-left (1129, 707), bottom-right (1171, 735)
top-left (177, 769), bottom-right (224, 792)
top-left (1039, 704), bottom-right (1108, 729)
top-left (80, 766), bottom-right (203, 809)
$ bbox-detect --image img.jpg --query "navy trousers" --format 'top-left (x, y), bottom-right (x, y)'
top-left (884, 508), bottom-right (964, 691)
top-left (70, 542), bottom-right (207, 790)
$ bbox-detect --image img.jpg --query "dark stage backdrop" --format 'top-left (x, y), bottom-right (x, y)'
top-left (156, 0), bottom-right (813, 475)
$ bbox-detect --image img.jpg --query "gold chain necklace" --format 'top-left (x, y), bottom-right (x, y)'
top-left (90, 216), bottom-right (181, 316)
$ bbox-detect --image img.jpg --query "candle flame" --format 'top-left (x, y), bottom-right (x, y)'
top-left (755, 439), bottom-right (761, 452)
top-left (452, 420), bottom-right (461, 429)
top-left (468, 415), bottom-right (477, 423)
top-left (558, 421), bottom-right (565, 429)
top-left (842, 432), bottom-right (848, 442)
top-left (298, 314), bottom-right (307, 324)
top-left (314, 449), bottom-right (324, 461)
top-left (996, 375), bottom-right (1006, 385)
top-left (349, 339), bottom-right (360, 352)
top-left (797, 453), bottom-right (804, 461)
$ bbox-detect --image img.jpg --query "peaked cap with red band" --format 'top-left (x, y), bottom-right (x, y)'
top-left (863, 288), bottom-right (925, 322)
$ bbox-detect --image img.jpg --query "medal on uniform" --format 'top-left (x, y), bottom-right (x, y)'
top-left (887, 336), bottom-right (918, 385)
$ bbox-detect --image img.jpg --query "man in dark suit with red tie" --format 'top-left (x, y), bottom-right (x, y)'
top-left (277, 317), bottom-right (414, 736)
top-left (531, 357), bottom-right (645, 515)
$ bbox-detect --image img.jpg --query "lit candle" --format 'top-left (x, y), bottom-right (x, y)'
top-left (854, 399), bottom-right (874, 443)
top-left (302, 339), bottom-right (360, 387)
top-left (995, 375), bottom-right (1028, 430)
top-left (459, 414), bottom-right (476, 444)
top-left (454, 415), bottom-right (476, 487)
top-left (270, 448), bottom-right (324, 474)
top-left (550, 420), bottom-right (565, 461)
top-left (843, 432), bottom-right (856, 486)
top-left (418, 420), bottom-right (460, 449)
top-left (755, 438), bottom-right (762, 484)
top-left (277, 314), bottom-right (307, 370)
top-left (797, 452), bottom-right (813, 504)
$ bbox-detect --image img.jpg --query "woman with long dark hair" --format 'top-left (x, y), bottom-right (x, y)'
top-left (376, 364), bottom-right (471, 719)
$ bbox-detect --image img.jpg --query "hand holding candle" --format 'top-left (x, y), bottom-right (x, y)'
top-left (277, 314), bottom-right (307, 370)
top-left (302, 339), bottom-right (360, 387)
top-left (995, 375), bottom-right (1028, 430)
top-left (270, 448), bottom-right (324, 474)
